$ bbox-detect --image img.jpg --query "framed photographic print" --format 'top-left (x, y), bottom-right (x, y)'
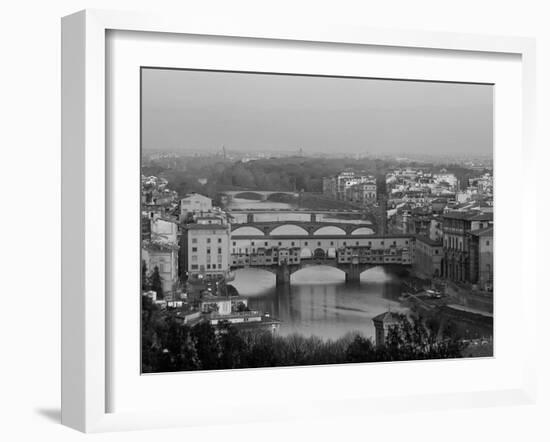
top-left (61, 9), bottom-right (537, 432)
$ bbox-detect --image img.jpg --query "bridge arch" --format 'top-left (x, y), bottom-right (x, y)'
top-left (269, 224), bottom-right (309, 235)
top-left (231, 226), bottom-right (265, 236)
top-left (289, 264), bottom-right (346, 281)
top-left (313, 225), bottom-right (347, 235)
top-left (264, 192), bottom-right (297, 202)
top-left (350, 226), bottom-right (375, 235)
top-left (231, 267), bottom-right (277, 290)
top-left (232, 191), bottom-right (264, 200)
top-left (313, 248), bottom-right (326, 259)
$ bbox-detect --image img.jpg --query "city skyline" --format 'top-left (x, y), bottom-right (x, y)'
top-left (141, 68), bottom-right (493, 156)
top-left (141, 162), bottom-right (494, 373)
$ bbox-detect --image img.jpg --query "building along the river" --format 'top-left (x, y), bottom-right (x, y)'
top-left (413, 235), bottom-right (443, 279)
top-left (442, 211), bottom-right (493, 283)
top-left (181, 223), bottom-right (231, 282)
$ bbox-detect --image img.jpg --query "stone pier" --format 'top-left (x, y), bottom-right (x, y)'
top-left (275, 262), bottom-right (291, 286)
top-left (345, 261), bottom-right (362, 284)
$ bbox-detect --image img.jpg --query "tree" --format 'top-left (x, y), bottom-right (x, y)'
top-left (241, 331), bottom-right (279, 368)
top-left (141, 260), bottom-right (149, 291)
top-left (383, 315), bottom-right (464, 361)
top-left (165, 319), bottom-right (200, 371)
top-left (345, 335), bottom-right (377, 363)
top-left (191, 322), bottom-right (220, 370)
top-left (150, 265), bottom-right (164, 300)
top-left (218, 321), bottom-right (246, 369)
top-left (232, 163), bottom-right (256, 188)
top-left (141, 295), bottom-right (157, 372)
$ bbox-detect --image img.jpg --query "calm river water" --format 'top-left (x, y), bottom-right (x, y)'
top-left (227, 197), bottom-right (404, 340)
top-left (231, 267), bottom-right (408, 340)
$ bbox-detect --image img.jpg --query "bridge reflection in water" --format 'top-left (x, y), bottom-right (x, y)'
top-left (231, 266), bottom-right (408, 340)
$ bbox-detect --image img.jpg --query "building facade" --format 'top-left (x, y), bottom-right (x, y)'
top-left (428, 217), bottom-right (443, 241)
top-left (323, 171), bottom-right (375, 202)
top-left (180, 193), bottom-right (213, 220)
top-left (142, 242), bottom-right (179, 294)
top-left (468, 226), bottom-right (493, 291)
top-left (413, 235), bottom-right (443, 279)
top-left (150, 218), bottom-right (178, 243)
top-left (442, 211), bottom-right (493, 283)
top-left (182, 224), bottom-right (231, 281)
top-left (345, 181), bottom-right (377, 205)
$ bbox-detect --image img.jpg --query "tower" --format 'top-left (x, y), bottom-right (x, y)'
top-left (375, 173), bottom-right (388, 235)
top-left (372, 311), bottom-right (401, 347)
top-left (378, 195), bottom-right (388, 235)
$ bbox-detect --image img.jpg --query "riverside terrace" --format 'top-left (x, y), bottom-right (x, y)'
top-left (228, 224), bottom-right (414, 285)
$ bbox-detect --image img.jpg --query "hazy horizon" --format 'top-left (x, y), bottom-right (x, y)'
top-left (142, 68), bottom-right (493, 156)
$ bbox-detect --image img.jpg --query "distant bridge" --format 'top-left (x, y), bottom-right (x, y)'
top-left (220, 189), bottom-right (388, 234)
top-left (227, 209), bottom-right (370, 225)
top-left (219, 190), bottom-right (300, 202)
top-left (231, 221), bottom-right (375, 236)
top-left (228, 209), bottom-right (362, 214)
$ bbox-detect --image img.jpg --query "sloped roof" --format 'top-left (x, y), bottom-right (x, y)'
top-left (443, 210), bottom-right (493, 222)
top-left (185, 224), bottom-right (229, 231)
top-left (443, 211), bottom-right (477, 220)
top-left (468, 212), bottom-right (493, 221)
top-left (470, 226), bottom-right (494, 237)
top-left (372, 311), bottom-right (402, 324)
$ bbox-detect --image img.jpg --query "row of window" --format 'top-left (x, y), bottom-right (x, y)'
top-left (191, 237), bottom-right (223, 244)
top-left (416, 244), bottom-right (441, 255)
top-left (339, 256), bottom-right (405, 263)
top-left (191, 254), bottom-right (223, 261)
top-left (444, 236), bottom-right (464, 251)
top-left (232, 249), bottom-right (300, 256)
top-left (231, 240), bottom-right (407, 247)
top-left (190, 263), bottom-right (222, 270)
top-left (341, 249), bottom-right (402, 255)
top-left (191, 247), bottom-right (224, 254)
top-left (445, 237), bottom-right (490, 248)
top-left (232, 257), bottom-right (301, 266)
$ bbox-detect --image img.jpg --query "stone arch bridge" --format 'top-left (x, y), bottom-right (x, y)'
top-left (229, 224), bottom-right (413, 286)
top-left (251, 259), bottom-right (409, 285)
top-left (231, 221), bottom-right (376, 236)
top-left (228, 208), bottom-right (379, 228)
top-left (219, 190), bottom-right (300, 202)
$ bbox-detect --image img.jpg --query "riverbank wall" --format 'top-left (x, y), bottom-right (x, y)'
top-left (445, 281), bottom-right (493, 314)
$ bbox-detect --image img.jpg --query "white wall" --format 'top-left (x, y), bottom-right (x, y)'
top-left (1, 1), bottom-right (548, 441)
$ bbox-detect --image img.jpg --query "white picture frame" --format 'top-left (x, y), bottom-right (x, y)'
top-left (61, 9), bottom-right (537, 433)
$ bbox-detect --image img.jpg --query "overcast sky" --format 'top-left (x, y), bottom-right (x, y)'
top-left (141, 68), bottom-right (493, 156)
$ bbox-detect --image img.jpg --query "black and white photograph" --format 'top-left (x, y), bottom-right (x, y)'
top-left (140, 68), bottom-right (494, 373)
top-left (5, 1), bottom-right (550, 439)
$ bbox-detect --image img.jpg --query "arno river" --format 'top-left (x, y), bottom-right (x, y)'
top-left (228, 197), bottom-right (408, 340)
top-left (232, 266), bottom-right (408, 340)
